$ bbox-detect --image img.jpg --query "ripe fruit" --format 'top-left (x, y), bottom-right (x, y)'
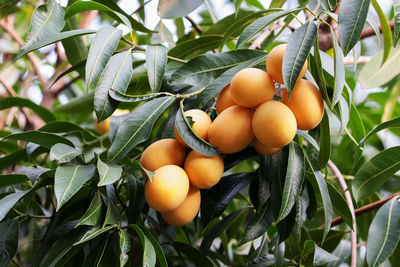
top-left (282, 79), bottom-right (324, 130)
top-left (140, 138), bottom-right (186, 172)
top-left (208, 105), bottom-right (254, 154)
top-left (184, 150), bottom-right (224, 189)
top-left (161, 185), bottom-right (201, 227)
top-left (230, 68), bottom-right (275, 108)
top-left (266, 44), bottom-right (308, 84)
top-left (216, 84), bottom-right (236, 114)
top-left (145, 165), bottom-right (189, 212)
top-left (252, 101), bottom-right (297, 147)
top-left (253, 138), bottom-right (282, 156)
top-left (174, 109), bottom-right (212, 146)
top-left (95, 109), bottom-right (130, 134)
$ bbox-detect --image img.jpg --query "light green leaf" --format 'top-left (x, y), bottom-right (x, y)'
top-left (75, 192), bottom-right (104, 227)
top-left (109, 90), bottom-right (170, 103)
top-left (119, 229), bottom-right (131, 267)
top-left (150, 21), bottom-right (175, 47)
top-left (129, 225), bottom-right (156, 267)
top-left (158, 0), bottom-right (204, 19)
top-left (371, 0), bottom-right (392, 65)
top-left (50, 143), bottom-right (81, 163)
top-left (331, 29), bottom-right (345, 106)
top-left (97, 157), bottom-right (122, 186)
top-left (358, 117), bottom-right (400, 148)
top-left (141, 228), bottom-right (168, 267)
top-left (394, 0), bottom-right (400, 46)
top-left (146, 45), bottom-right (168, 92)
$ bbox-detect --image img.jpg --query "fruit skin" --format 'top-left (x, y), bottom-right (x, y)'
top-left (145, 165), bottom-right (189, 212)
top-left (252, 100), bottom-right (297, 147)
top-left (216, 84), bottom-right (237, 114)
top-left (95, 109), bottom-right (130, 134)
top-left (140, 139), bottom-right (186, 172)
top-left (282, 79), bottom-right (324, 130)
top-left (174, 109), bottom-right (212, 147)
top-left (253, 138), bottom-right (282, 156)
top-left (266, 44), bottom-right (308, 84)
top-left (184, 150), bottom-right (224, 189)
top-left (161, 185), bottom-right (201, 227)
top-left (208, 105), bottom-right (254, 154)
top-left (230, 68), bottom-right (275, 108)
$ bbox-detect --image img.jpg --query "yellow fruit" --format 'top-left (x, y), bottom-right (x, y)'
top-left (161, 185), bottom-right (201, 227)
top-left (174, 109), bottom-right (212, 147)
top-left (145, 165), bottom-right (189, 212)
top-left (230, 68), bottom-right (275, 108)
top-left (95, 109), bottom-right (130, 134)
top-left (208, 105), bottom-right (254, 154)
top-left (184, 150), bottom-right (224, 189)
top-left (252, 101), bottom-right (297, 147)
top-left (253, 138), bottom-right (282, 156)
top-left (282, 79), bottom-right (324, 130)
top-left (266, 44), bottom-right (308, 84)
top-left (140, 138), bottom-right (186, 172)
top-left (216, 84), bottom-right (237, 114)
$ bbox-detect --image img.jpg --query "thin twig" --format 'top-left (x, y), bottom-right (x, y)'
top-left (185, 16), bottom-right (203, 34)
top-left (343, 56), bottom-right (371, 65)
top-left (249, 21), bottom-right (286, 50)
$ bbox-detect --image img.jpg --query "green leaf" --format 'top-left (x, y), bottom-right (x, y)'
top-left (62, 17), bottom-right (88, 72)
top-left (242, 203), bottom-right (274, 244)
top-left (97, 157), bottom-right (122, 186)
top-left (108, 96), bottom-right (175, 163)
top-left (95, 50), bottom-right (133, 122)
top-left (55, 164), bottom-right (96, 211)
top-left (169, 35), bottom-right (223, 59)
top-left (277, 142), bottom-right (304, 222)
top-left (0, 97), bottom-right (56, 122)
top-left (317, 112), bottom-right (330, 169)
top-left (371, 0), bottom-right (392, 65)
top-left (129, 159), bottom-right (154, 182)
top-left (303, 240), bottom-right (339, 265)
top-left (74, 225), bottom-right (116, 245)
top-left (119, 229), bottom-right (131, 267)
top-left (81, 234), bottom-right (109, 267)
top-left (14, 29), bottom-right (96, 62)
top-left (103, 198), bottom-right (122, 226)
top-left (175, 101), bottom-right (219, 156)
top-left (358, 117), bottom-right (400, 148)
top-left (366, 196), bottom-right (400, 267)
top-left (127, 175), bottom-right (146, 224)
top-left (352, 146), bottom-right (400, 202)
top-left (338, 0), bottom-right (371, 56)
top-left (394, 0), bottom-right (400, 46)
top-left (150, 21), bottom-right (175, 47)
top-left (274, 242), bottom-right (285, 267)
top-left (141, 228), bottom-right (168, 267)
top-left (109, 90), bottom-right (169, 103)
top-left (0, 218), bottom-right (18, 267)
top-left (173, 241), bottom-right (214, 267)
top-left (170, 50), bottom-right (266, 87)
top-left (54, 92), bottom-right (94, 114)
top-left (49, 59), bottom-right (86, 89)
top-left (157, 0), bottom-right (204, 19)
top-left (0, 149), bottom-right (27, 170)
top-left (283, 21), bottom-right (317, 94)
top-left (326, 181), bottom-right (353, 228)
top-left (1, 131), bottom-right (74, 149)
top-left (235, 0), bottom-right (244, 18)
top-left (86, 26), bottom-right (122, 91)
top-left (0, 190), bottom-right (30, 221)
top-left (24, 0), bottom-right (65, 49)
top-left (146, 45), bottom-right (168, 92)
top-left (0, 174), bottom-right (29, 187)
top-left (75, 192), bottom-right (104, 227)
top-left (129, 225), bottom-right (156, 267)
top-left (50, 143), bottom-right (81, 163)
top-left (330, 29), bottom-right (345, 106)
top-left (318, 0), bottom-right (337, 10)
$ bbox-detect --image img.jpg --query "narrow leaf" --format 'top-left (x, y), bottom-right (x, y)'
top-left (97, 157), bottom-right (122, 186)
top-left (173, 242), bottom-right (214, 267)
top-left (394, 0), bottom-right (400, 46)
top-left (326, 181), bottom-right (353, 228)
top-left (141, 228), bottom-right (168, 267)
top-left (0, 174), bottom-right (29, 187)
top-left (0, 218), bottom-right (18, 266)
top-left (358, 117), bottom-right (400, 147)
top-left (371, 0), bottom-right (392, 65)
top-left (103, 198), bottom-right (122, 226)
top-left (146, 45), bottom-right (168, 92)
top-left (0, 190), bottom-right (30, 221)
top-left (317, 112), bottom-right (330, 169)
top-left (0, 97), bottom-right (56, 122)
top-left (158, 0), bottom-right (204, 19)
top-left (76, 192), bottom-right (104, 227)
top-left (129, 225), bottom-right (156, 267)
top-left (1, 131), bottom-right (74, 149)
top-left (331, 28), bottom-right (345, 106)
top-left (74, 225), bottom-right (116, 245)
top-left (109, 90), bottom-right (169, 103)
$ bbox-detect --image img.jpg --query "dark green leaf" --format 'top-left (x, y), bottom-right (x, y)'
top-left (54, 92), bottom-right (94, 114)
top-left (49, 59), bottom-right (85, 89)
top-left (62, 17), bottom-right (88, 72)
top-left (97, 157), bottom-right (122, 186)
top-left (0, 218), bottom-right (18, 267)
top-left (75, 192), bottom-right (104, 227)
top-left (0, 174), bottom-right (29, 187)
top-left (158, 0), bottom-right (204, 19)
top-left (127, 175), bottom-right (146, 224)
top-left (331, 29), bottom-right (345, 106)
top-left (119, 229), bottom-right (131, 267)
top-left (173, 241), bottom-right (214, 267)
top-left (128, 159), bottom-right (154, 182)
top-left (303, 240), bottom-right (339, 266)
top-left (326, 181), bottom-right (353, 228)
top-left (129, 224), bottom-right (156, 267)
top-left (0, 190), bottom-right (29, 221)
top-left (0, 97), bottom-right (56, 122)
top-left (394, 0), bottom-right (400, 46)
top-left (103, 198), bottom-right (122, 226)
top-left (1, 131), bottom-right (74, 149)
top-left (358, 117), bottom-right (400, 148)
top-left (81, 234), bottom-right (109, 267)
top-left (169, 35), bottom-right (223, 59)
top-left (317, 112), bottom-right (330, 169)
top-left (50, 143), bottom-right (81, 163)
top-left (274, 242), bottom-right (285, 267)
top-left (74, 225), bottom-right (116, 245)
top-left (146, 45), bottom-right (168, 92)
top-left (242, 202), bottom-right (274, 244)
top-left (0, 149), bottom-right (27, 170)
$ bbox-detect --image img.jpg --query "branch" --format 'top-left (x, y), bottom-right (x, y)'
top-left (327, 160), bottom-right (357, 267)
top-left (343, 56), bottom-right (371, 65)
top-left (249, 21), bottom-right (286, 50)
top-left (185, 16), bottom-right (203, 34)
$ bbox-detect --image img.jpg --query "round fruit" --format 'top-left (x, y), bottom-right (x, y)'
top-left (252, 101), bottom-right (297, 147)
top-left (230, 68), bottom-right (275, 108)
top-left (95, 109), bottom-right (130, 134)
top-left (140, 138), bottom-right (186, 172)
top-left (216, 84), bottom-right (237, 114)
top-left (184, 150), bottom-right (224, 189)
top-left (174, 109), bottom-right (212, 147)
top-left (145, 165), bottom-right (189, 212)
top-left (253, 138), bottom-right (282, 156)
top-left (208, 105), bottom-right (254, 154)
top-left (161, 185), bottom-right (201, 227)
top-left (266, 44), bottom-right (308, 84)
top-left (282, 79), bottom-right (324, 130)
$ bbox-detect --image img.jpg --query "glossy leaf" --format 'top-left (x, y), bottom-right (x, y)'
top-left (55, 164), bottom-right (96, 211)
top-left (331, 29), bottom-right (345, 106)
top-left (0, 190), bottom-right (29, 221)
top-left (75, 192), bottom-right (104, 227)
top-left (129, 225), bottom-right (156, 267)
top-left (1, 131), bottom-right (74, 149)
top-left (303, 240), bottom-right (339, 265)
top-left (394, 0), bottom-right (400, 46)
top-left (169, 35), bottom-right (223, 59)
top-left (103, 198), bottom-right (122, 226)
top-left (352, 146), bottom-right (400, 202)
top-left (0, 218), bottom-right (18, 266)
top-left (366, 196), bottom-right (400, 266)
top-left (141, 228), bottom-right (168, 267)
top-left (119, 229), bottom-right (131, 267)
top-left (74, 225), bottom-right (115, 245)
top-left (158, 0), bottom-right (204, 19)
top-left (358, 117), bottom-right (400, 147)
top-left (173, 242), bottom-right (214, 267)
top-left (242, 203), bottom-right (274, 244)
top-left (0, 97), bottom-right (56, 122)
top-left (146, 45), bottom-right (168, 92)
top-left (97, 157), bottom-right (122, 186)
top-left (108, 96), bottom-right (175, 162)
top-left (109, 90), bottom-right (169, 103)
top-left (317, 112), bottom-right (330, 169)
top-left (371, 0), bottom-right (392, 65)
top-left (50, 143), bottom-right (81, 163)
top-left (86, 26), bottom-right (122, 91)
top-left (327, 181), bottom-right (353, 228)
top-left (94, 50), bottom-right (133, 122)
top-left (283, 21), bottom-right (317, 94)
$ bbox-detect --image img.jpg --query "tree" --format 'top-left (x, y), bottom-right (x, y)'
top-left (1, 0), bottom-right (400, 266)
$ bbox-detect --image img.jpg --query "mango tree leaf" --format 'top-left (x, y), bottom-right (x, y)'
top-left (108, 96), bottom-right (175, 162)
top-left (317, 112), bottom-right (331, 169)
top-left (168, 35), bottom-right (223, 59)
top-left (109, 90), bottom-right (170, 103)
top-left (54, 92), bottom-right (94, 114)
top-left (81, 234), bottom-right (109, 267)
top-left (0, 174), bottom-right (29, 187)
top-left (103, 198), bottom-right (122, 226)
top-left (75, 192), bottom-right (104, 227)
top-left (0, 97), bottom-right (56, 122)
top-left (366, 196), bottom-right (400, 267)
top-left (303, 240), bottom-right (339, 266)
top-left (146, 45), bottom-right (168, 92)
top-left (0, 218), bottom-right (18, 267)
top-left (141, 228), bottom-right (168, 267)
top-left (128, 225), bottom-right (156, 267)
top-left (119, 229), bottom-right (131, 267)
top-left (50, 143), bottom-right (81, 163)
top-left (150, 21), bottom-right (175, 47)
top-left (352, 146), bottom-right (400, 202)
top-left (283, 21), bottom-right (317, 94)
top-left (394, 0), bottom-right (400, 46)
top-left (371, 0), bottom-right (392, 65)
top-left (49, 59), bottom-right (85, 89)
top-left (358, 117), bottom-right (400, 147)
top-left (86, 26), bottom-right (122, 91)
top-left (55, 164), bottom-right (96, 211)
top-left (0, 149), bottom-right (27, 171)
top-left (97, 157), bottom-right (122, 186)
top-left (74, 225), bottom-right (116, 245)
top-left (0, 190), bottom-right (30, 221)
top-left (318, 0), bottom-right (337, 10)
top-left (158, 0), bottom-right (204, 19)
top-left (277, 142), bottom-right (304, 222)
top-left (1, 131), bottom-right (74, 149)
top-left (330, 29), bottom-right (345, 106)
top-left (127, 175), bottom-right (146, 224)
top-left (242, 202), bottom-right (274, 245)
top-left (326, 181), bottom-right (353, 228)
top-left (95, 50), bottom-right (133, 122)
top-left (173, 242), bottom-right (214, 267)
